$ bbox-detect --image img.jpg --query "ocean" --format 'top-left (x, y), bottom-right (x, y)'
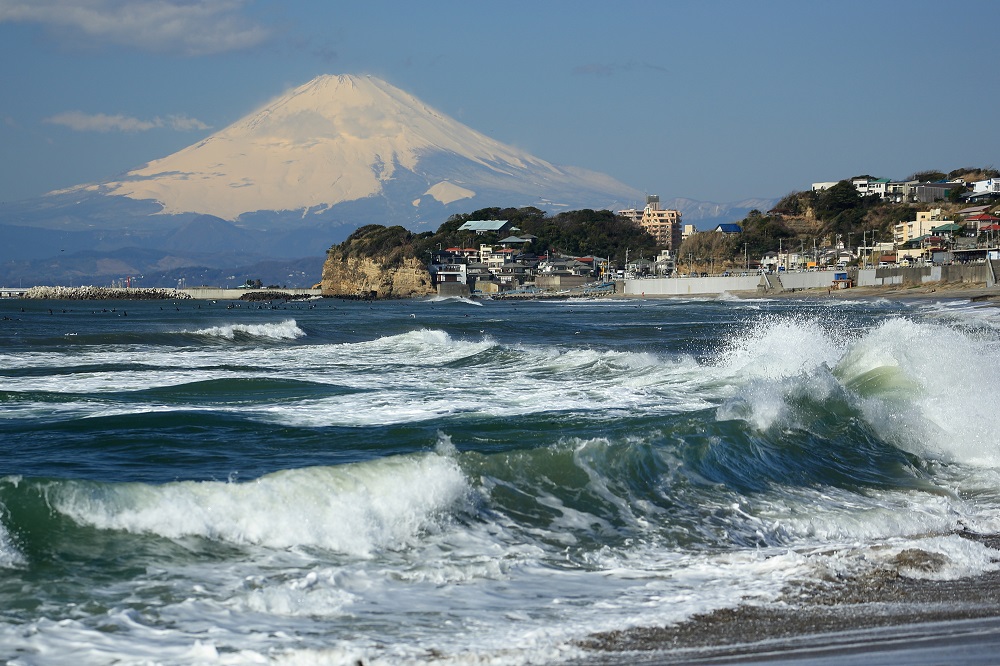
top-left (1, 294), bottom-right (999, 665)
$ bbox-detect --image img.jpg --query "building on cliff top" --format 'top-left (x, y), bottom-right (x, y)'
top-left (618, 195), bottom-right (682, 252)
top-left (458, 220), bottom-right (515, 235)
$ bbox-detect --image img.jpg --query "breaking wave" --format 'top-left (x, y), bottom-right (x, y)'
top-left (44, 452), bottom-right (467, 557)
top-left (188, 319), bottom-right (305, 341)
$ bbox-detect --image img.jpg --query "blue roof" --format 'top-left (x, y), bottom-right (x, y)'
top-left (715, 224), bottom-right (743, 233)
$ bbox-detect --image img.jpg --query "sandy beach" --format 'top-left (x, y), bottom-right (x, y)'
top-left (577, 537), bottom-right (1000, 665)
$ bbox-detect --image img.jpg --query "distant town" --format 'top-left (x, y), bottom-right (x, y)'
top-left (422, 173), bottom-right (1000, 297)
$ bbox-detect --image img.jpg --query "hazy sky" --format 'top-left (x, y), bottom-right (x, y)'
top-left (2, 0), bottom-right (998, 206)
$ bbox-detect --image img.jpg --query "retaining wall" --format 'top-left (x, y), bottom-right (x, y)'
top-left (180, 287), bottom-right (322, 300)
top-left (623, 274), bottom-right (761, 296)
top-left (856, 264), bottom-right (991, 287)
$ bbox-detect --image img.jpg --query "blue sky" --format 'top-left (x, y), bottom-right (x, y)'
top-left (2, 0), bottom-right (998, 206)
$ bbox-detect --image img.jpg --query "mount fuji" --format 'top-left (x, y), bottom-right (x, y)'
top-left (101, 74), bottom-right (643, 223)
top-left (0, 74), bottom-right (651, 286)
top-left (1, 74), bottom-right (766, 287)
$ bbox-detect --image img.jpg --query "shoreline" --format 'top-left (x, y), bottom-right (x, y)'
top-left (7, 282), bottom-right (1000, 305)
top-left (576, 537), bottom-right (1000, 665)
top-left (609, 281), bottom-right (1000, 303)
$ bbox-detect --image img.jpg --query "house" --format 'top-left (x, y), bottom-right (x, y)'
top-left (885, 180), bottom-right (920, 203)
top-left (966, 213), bottom-right (1000, 232)
top-left (957, 205), bottom-right (991, 218)
top-left (714, 223), bottom-right (742, 234)
top-left (930, 222), bottom-right (962, 239)
top-left (497, 235), bottom-right (532, 246)
top-left (915, 183), bottom-right (956, 203)
top-left (972, 178), bottom-right (1000, 194)
top-left (458, 220), bottom-right (515, 235)
top-left (429, 262), bottom-right (468, 286)
top-left (852, 176), bottom-right (889, 198)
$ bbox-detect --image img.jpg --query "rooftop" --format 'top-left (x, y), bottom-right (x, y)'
top-left (458, 220), bottom-right (512, 232)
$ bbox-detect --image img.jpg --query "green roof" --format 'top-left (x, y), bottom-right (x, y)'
top-left (458, 220), bottom-right (511, 232)
top-left (931, 223), bottom-right (962, 232)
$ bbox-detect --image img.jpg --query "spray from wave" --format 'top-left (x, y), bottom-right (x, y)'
top-left (0, 521), bottom-right (25, 569)
top-left (187, 320), bottom-right (305, 341)
top-left (712, 313), bottom-right (1000, 467)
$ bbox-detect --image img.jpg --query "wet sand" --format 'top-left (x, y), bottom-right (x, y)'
top-left (575, 540), bottom-right (1000, 665)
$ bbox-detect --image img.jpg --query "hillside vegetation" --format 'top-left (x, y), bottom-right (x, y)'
top-left (680, 166), bottom-right (999, 270)
top-left (330, 167), bottom-right (999, 273)
top-left (330, 207), bottom-right (658, 264)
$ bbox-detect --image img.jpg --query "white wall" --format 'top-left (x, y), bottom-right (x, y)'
top-left (623, 275), bottom-right (761, 296)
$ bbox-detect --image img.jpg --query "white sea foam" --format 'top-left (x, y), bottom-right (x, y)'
top-left (49, 453), bottom-right (468, 556)
top-left (716, 315), bottom-right (843, 380)
top-left (835, 318), bottom-right (1000, 465)
top-left (189, 319), bottom-right (306, 340)
top-left (0, 522), bottom-right (25, 569)
top-left (714, 313), bottom-right (1000, 468)
top-left (423, 295), bottom-right (483, 306)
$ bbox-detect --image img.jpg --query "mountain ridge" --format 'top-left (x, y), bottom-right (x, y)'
top-left (95, 74), bottom-right (641, 221)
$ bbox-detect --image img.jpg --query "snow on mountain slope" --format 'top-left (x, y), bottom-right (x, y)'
top-left (104, 74), bottom-right (639, 220)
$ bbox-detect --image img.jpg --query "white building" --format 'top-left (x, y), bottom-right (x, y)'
top-left (972, 178), bottom-right (1000, 194)
top-left (812, 182), bottom-right (839, 192)
top-left (852, 176), bottom-right (889, 198)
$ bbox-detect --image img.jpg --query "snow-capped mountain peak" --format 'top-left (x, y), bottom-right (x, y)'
top-left (104, 74), bottom-right (637, 220)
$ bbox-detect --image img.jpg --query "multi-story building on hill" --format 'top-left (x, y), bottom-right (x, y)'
top-left (619, 195), bottom-right (682, 251)
top-left (894, 208), bottom-right (945, 245)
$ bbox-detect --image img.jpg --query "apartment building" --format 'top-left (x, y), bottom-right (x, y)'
top-left (620, 195), bottom-right (682, 251)
top-left (894, 208), bottom-right (944, 244)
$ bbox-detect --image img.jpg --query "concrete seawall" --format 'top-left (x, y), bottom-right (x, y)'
top-left (179, 288), bottom-right (322, 300)
top-left (624, 274), bottom-right (762, 296)
top-left (856, 262), bottom-right (997, 288)
top-left (623, 262), bottom-right (997, 297)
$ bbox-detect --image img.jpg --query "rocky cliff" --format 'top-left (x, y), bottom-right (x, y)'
top-left (321, 225), bottom-right (437, 299)
top-left (321, 254), bottom-right (434, 299)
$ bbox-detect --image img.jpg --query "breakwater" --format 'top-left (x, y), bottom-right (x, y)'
top-left (179, 287), bottom-right (322, 300)
top-left (23, 286), bottom-right (192, 300)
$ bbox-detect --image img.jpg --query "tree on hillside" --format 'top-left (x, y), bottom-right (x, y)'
top-left (518, 209), bottom-right (657, 263)
top-left (908, 170), bottom-right (946, 182)
top-left (678, 231), bottom-right (738, 269)
top-left (771, 190), bottom-right (814, 216)
top-left (739, 210), bottom-right (796, 258)
top-left (334, 225), bottom-right (423, 267)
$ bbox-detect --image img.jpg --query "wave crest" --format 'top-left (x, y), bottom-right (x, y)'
top-left (189, 320), bottom-right (305, 341)
top-left (715, 314), bottom-right (1000, 467)
top-left (47, 453), bottom-right (468, 557)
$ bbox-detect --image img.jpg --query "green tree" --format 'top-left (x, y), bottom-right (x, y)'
top-left (908, 170), bottom-right (946, 182)
top-left (815, 180), bottom-right (862, 219)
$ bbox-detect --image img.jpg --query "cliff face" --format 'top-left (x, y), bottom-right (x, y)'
top-left (321, 254), bottom-right (434, 298)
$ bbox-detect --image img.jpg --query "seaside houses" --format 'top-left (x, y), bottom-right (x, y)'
top-left (427, 232), bottom-right (600, 295)
top-left (813, 175), bottom-right (1000, 205)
